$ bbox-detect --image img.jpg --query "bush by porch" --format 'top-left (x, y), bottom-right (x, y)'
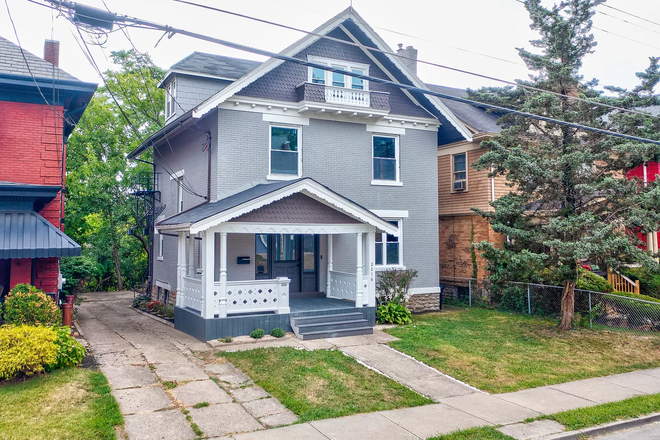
top-left (386, 307), bottom-right (660, 394)
top-left (223, 347), bottom-right (432, 422)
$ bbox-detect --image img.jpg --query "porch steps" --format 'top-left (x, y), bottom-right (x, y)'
top-left (291, 312), bottom-right (373, 340)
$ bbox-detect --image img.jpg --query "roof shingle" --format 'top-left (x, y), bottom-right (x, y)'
top-left (0, 35), bottom-right (78, 81)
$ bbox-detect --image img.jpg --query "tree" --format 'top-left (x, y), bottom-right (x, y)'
top-left (470, 0), bottom-right (660, 329)
top-left (66, 49), bottom-right (164, 291)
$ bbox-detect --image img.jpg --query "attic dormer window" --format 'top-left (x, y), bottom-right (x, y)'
top-left (308, 56), bottom-right (369, 91)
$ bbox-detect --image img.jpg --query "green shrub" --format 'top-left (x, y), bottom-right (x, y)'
top-left (576, 269), bottom-right (613, 293)
top-left (621, 267), bottom-right (660, 299)
top-left (376, 268), bottom-right (419, 306)
top-left (377, 302), bottom-right (412, 325)
top-left (60, 256), bottom-right (99, 295)
top-left (0, 325), bottom-right (58, 381)
top-left (4, 285), bottom-right (61, 326)
top-left (46, 326), bottom-right (86, 371)
top-left (250, 328), bottom-right (265, 339)
top-left (159, 305), bottom-right (175, 319)
top-left (497, 286), bottom-right (529, 314)
top-left (270, 328), bottom-right (285, 338)
top-left (132, 294), bottom-right (151, 309)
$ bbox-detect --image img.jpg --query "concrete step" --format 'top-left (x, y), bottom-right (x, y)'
top-left (292, 312), bottom-right (365, 326)
top-left (295, 319), bottom-right (370, 333)
top-left (296, 326), bottom-right (374, 340)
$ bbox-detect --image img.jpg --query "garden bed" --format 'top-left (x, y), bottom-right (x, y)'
top-left (0, 367), bottom-right (123, 440)
top-left (385, 307), bottom-right (660, 393)
top-left (222, 347), bottom-right (432, 422)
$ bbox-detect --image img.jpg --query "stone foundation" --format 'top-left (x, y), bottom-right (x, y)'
top-left (408, 293), bottom-right (441, 313)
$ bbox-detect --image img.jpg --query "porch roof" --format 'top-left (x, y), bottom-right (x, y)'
top-left (157, 178), bottom-right (399, 236)
top-left (0, 210), bottom-right (81, 258)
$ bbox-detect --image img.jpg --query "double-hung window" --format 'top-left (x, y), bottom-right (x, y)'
top-left (372, 135), bottom-right (400, 184)
top-left (375, 220), bottom-right (402, 268)
top-left (269, 125), bottom-right (301, 178)
top-left (452, 153), bottom-right (467, 191)
top-left (165, 79), bottom-right (176, 120)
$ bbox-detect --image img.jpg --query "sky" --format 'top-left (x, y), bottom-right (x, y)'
top-left (1, 0), bottom-right (659, 93)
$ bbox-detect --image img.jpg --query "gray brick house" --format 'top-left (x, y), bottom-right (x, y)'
top-left (128, 7), bottom-right (473, 341)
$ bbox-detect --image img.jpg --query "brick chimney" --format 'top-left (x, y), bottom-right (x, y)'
top-left (44, 40), bottom-right (60, 67)
top-left (396, 44), bottom-right (418, 75)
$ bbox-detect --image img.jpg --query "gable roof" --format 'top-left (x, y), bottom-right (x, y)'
top-left (191, 8), bottom-right (472, 142)
top-left (0, 35), bottom-right (78, 81)
top-left (158, 177), bottom-right (399, 236)
top-left (159, 52), bottom-right (261, 86)
top-left (427, 84), bottom-right (501, 134)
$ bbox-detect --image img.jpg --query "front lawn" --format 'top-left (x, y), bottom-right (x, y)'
top-left (223, 347), bottom-right (432, 422)
top-left (386, 307), bottom-right (660, 393)
top-left (0, 368), bottom-right (123, 440)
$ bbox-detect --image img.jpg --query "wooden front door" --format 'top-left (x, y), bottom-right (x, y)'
top-left (255, 234), bottom-right (319, 294)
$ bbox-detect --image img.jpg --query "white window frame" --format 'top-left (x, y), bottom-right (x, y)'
top-left (371, 134), bottom-right (402, 186)
top-left (307, 56), bottom-right (369, 91)
top-left (165, 79), bottom-right (176, 120)
top-left (451, 152), bottom-right (468, 192)
top-left (375, 219), bottom-right (404, 270)
top-left (267, 124), bottom-right (302, 181)
top-left (157, 233), bottom-right (164, 261)
top-left (176, 176), bottom-right (184, 213)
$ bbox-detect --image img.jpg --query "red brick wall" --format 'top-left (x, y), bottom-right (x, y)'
top-left (1, 101), bottom-right (65, 292)
top-left (9, 259), bottom-right (32, 288)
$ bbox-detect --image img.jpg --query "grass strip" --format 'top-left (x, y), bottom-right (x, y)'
top-left (0, 367), bottom-right (123, 440)
top-left (536, 393), bottom-right (660, 430)
top-left (427, 426), bottom-right (515, 440)
top-left (223, 347), bottom-right (432, 422)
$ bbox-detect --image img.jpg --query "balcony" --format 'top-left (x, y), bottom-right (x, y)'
top-left (296, 82), bottom-right (390, 112)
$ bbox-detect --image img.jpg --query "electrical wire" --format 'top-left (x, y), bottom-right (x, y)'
top-left (601, 3), bottom-right (660, 29)
top-left (171, 0), bottom-right (660, 122)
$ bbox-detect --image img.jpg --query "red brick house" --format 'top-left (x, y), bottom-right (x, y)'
top-left (0, 36), bottom-right (95, 299)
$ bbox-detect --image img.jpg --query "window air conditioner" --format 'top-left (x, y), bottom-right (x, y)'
top-left (453, 180), bottom-right (466, 191)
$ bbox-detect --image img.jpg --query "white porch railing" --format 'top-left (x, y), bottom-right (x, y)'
top-left (220, 278), bottom-right (291, 315)
top-left (329, 270), bottom-right (357, 302)
top-left (181, 276), bottom-right (203, 312)
top-left (325, 86), bottom-right (370, 107)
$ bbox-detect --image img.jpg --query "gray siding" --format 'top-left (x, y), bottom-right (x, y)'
top-left (173, 75), bottom-right (231, 115)
top-left (211, 108), bottom-right (439, 289)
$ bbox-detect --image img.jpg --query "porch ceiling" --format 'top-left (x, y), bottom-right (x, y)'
top-left (157, 178), bottom-right (399, 236)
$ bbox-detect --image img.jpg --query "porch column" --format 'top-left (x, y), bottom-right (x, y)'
top-left (176, 231), bottom-right (187, 307)
top-left (187, 234), bottom-right (195, 276)
top-left (326, 235), bottom-right (333, 298)
top-left (218, 232), bottom-right (228, 318)
top-left (201, 231), bottom-right (216, 319)
top-left (355, 232), bottom-right (363, 308)
top-left (366, 231), bottom-right (376, 307)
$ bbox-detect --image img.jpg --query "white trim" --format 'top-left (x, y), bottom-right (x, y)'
top-left (187, 179), bottom-right (400, 236)
top-left (371, 180), bottom-right (403, 187)
top-left (409, 287), bottom-right (441, 295)
top-left (374, 218), bottom-right (403, 268)
top-left (366, 125), bottom-right (405, 135)
top-left (370, 209), bottom-right (409, 218)
top-left (170, 169), bottom-right (185, 180)
top-left (437, 141), bottom-right (482, 157)
top-left (307, 55), bottom-right (370, 91)
top-left (211, 222), bottom-right (376, 235)
top-left (269, 124), bottom-right (302, 179)
top-left (191, 8), bottom-right (471, 141)
top-left (155, 280), bottom-right (171, 290)
top-left (372, 134), bottom-right (400, 184)
top-left (263, 113), bottom-right (310, 126)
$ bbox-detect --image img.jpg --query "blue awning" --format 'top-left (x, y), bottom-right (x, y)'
top-left (0, 211), bottom-right (81, 259)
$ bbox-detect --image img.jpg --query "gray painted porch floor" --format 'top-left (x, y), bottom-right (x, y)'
top-left (289, 297), bottom-right (356, 313)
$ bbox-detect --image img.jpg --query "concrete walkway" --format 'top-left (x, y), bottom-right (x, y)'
top-left (78, 292), bottom-right (660, 439)
top-left (78, 291), bottom-right (296, 439)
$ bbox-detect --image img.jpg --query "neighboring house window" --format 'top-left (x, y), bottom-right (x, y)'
top-left (166, 79), bottom-right (176, 119)
top-left (452, 153), bottom-right (467, 191)
top-left (372, 135), bottom-right (399, 183)
top-left (269, 126), bottom-right (301, 178)
top-left (176, 176), bottom-right (184, 213)
top-left (375, 220), bottom-right (402, 267)
top-left (307, 56), bottom-right (369, 90)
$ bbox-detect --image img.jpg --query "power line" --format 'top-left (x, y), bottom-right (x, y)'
top-left (595, 8), bottom-right (660, 37)
top-left (43, 0), bottom-right (660, 147)
top-left (170, 0), bottom-right (660, 122)
top-left (600, 3), bottom-right (660, 29)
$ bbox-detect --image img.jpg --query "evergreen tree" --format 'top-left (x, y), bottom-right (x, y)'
top-left (470, 0), bottom-right (660, 329)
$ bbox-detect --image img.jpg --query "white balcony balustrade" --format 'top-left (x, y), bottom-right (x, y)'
top-left (325, 86), bottom-right (371, 107)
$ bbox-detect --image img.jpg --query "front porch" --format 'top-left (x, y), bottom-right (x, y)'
top-left (159, 178), bottom-right (396, 341)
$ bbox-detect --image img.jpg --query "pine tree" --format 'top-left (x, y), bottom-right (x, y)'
top-left (470, 0), bottom-right (660, 329)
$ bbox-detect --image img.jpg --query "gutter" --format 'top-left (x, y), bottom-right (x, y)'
top-left (127, 110), bottom-right (194, 159)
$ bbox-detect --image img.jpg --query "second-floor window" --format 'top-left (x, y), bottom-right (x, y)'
top-left (166, 79), bottom-right (176, 119)
top-left (452, 153), bottom-right (467, 191)
top-left (269, 126), bottom-right (301, 178)
top-left (372, 135), bottom-right (399, 183)
top-left (176, 176), bottom-right (184, 213)
top-left (308, 56), bottom-right (369, 90)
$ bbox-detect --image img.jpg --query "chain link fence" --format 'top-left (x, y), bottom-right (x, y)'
top-left (439, 276), bottom-right (660, 335)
